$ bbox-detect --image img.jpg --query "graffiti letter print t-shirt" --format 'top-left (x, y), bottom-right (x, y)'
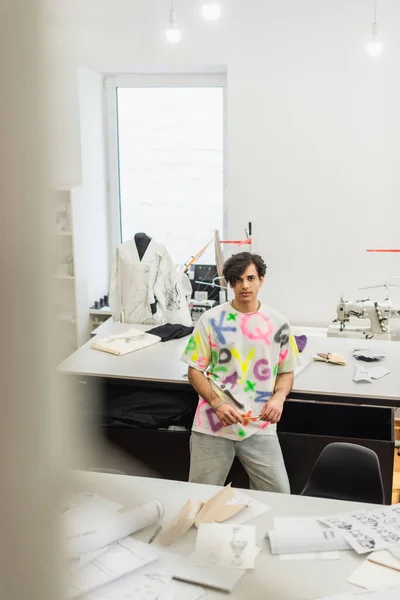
top-left (181, 302), bottom-right (300, 441)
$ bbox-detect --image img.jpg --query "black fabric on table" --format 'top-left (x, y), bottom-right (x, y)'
top-left (147, 323), bottom-right (194, 342)
top-left (102, 389), bottom-right (197, 430)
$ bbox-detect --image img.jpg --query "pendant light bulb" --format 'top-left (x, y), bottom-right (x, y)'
top-left (201, 2), bottom-right (221, 21)
top-left (365, 24), bottom-right (383, 56)
top-left (365, 1), bottom-right (383, 57)
top-left (166, 4), bottom-right (181, 43)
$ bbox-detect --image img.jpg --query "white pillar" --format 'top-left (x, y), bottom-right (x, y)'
top-left (0, 1), bottom-right (65, 598)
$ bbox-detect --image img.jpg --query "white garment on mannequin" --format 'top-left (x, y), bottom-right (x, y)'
top-left (109, 240), bottom-right (192, 326)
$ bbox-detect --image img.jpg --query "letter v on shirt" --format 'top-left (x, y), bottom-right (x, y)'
top-left (231, 347), bottom-right (255, 383)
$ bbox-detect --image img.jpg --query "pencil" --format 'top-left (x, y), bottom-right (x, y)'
top-left (148, 525), bottom-right (162, 544)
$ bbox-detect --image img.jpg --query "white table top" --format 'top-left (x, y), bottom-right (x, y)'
top-left (58, 321), bottom-right (400, 405)
top-left (70, 471), bottom-right (379, 600)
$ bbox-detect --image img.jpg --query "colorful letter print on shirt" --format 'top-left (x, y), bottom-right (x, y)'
top-left (181, 302), bottom-right (300, 441)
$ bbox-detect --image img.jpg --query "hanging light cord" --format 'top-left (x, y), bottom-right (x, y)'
top-left (373, 0), bottom-right (377, 24)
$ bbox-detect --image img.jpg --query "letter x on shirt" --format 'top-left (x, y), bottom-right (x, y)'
top-left (181, 302), bottom-right (300, 441)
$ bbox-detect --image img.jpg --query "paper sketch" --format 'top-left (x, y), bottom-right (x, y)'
top-left (69, 537), bottom-right (161, 597)
top-left (190, 523), bottom-right (258, 570)
top-left (320, 506), bottom-right (400, 554)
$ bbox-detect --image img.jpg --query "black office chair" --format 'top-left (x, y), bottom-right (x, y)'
top-left (301, 442), bottom-right (385, 504)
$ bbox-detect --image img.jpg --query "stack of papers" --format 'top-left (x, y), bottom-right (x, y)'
top-left (320, 505), bottom-right (400, 554)
top-left (64, 488), bottom-right (245, 598)
top-left (63, 492), bottom-right (167, 597)
top-left (267, 516), bottom-right (350, 557)
top-left (91, 328), bottom-right (161, 356)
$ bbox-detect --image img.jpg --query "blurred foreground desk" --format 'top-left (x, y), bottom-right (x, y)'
top-left (59, 322), bottom-right (400, 503)
top-left (71, 470), bottom-right (382, 600)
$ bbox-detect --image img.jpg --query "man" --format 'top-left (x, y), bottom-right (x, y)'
top-left (181, 252), bottom-right (299, 492)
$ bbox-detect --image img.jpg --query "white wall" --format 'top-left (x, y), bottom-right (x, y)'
top-left (48, 0), bottom-right (400, 325)
top-left (70, 67), bottom-right (110, 343)
top-left (76, 67), bottom-right (110, 305)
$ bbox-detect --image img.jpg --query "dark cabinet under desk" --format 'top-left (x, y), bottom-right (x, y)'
top-left (277, 401), bottom-right (395, 504)
top-left (69, 376), bottom-right (395, 504)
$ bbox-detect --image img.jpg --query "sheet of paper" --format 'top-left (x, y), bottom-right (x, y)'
top-left (83, 555), bottom-right (206, 600)
top-left (172, 562), bottom-right (245, 593)
top-left (347, 551), bottom-right (400, 589)
top-left (274, 516), bottom-right (332, 534)
top-left (70, 546), bottom-right (112, 573)
top-left (268, 528), bottom-right (350, 555)
top-left (269, 516), bottom-right (350, 555)
top-left (158, 499), bottom-right (203, 547)
top-left (92, 330), bottom-right (161, 356)
top-left (158, 580), bottom-right (206, 600)
top-left (194, 484), bottom-right (247, 526)
top-left (279, 551), bottom-right (341, 560)
top-left (102, 328), bottom-right (146, 342)
top-left (191, 523), bottom-right (258, 570)
top-left (62, 492), bottom-right (123, 515)
top-left (353, 365), bottom-right (372, 383)
top-left (317, 585), bottom-right (400, 599)
top-left (84, 571), bottom-right (171, 599)
top-left (160, 485), bottom-right (251, 547)
top-left (369, 367), bottom-right (390, 380)
top-left (389, 546), bottom-right (400, 560)
top-left (69, 537), bottom-right (162, 597)
top-left (294, 359), bottom-right (312, 378)
top-left (65, 500), bottom-right (164, 557)
top-left (367, 550), bottom-right (400, 571)
top-left (320, 506), bottom-right (400, 554)
top-left (224, 490), bottom-right (270, 525)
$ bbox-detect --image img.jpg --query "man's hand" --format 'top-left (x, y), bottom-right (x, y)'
top-left (215, 403), bottom-right (243, 427)
top-left (260, 392), bottom-right (286, 423)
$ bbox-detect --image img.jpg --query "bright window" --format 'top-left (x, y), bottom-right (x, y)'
top-left (106, 75), bottom-right (225, 266)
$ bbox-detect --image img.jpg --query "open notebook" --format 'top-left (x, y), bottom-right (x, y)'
top-left (347, 550), bottom-right (400, 589)
top-left (91, 328), bottom-right (161, 356)
top-left (314, 353), bottom-right (347, 366)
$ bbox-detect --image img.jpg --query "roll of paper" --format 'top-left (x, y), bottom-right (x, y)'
top-left (65, 499), bottom-right (164, 557)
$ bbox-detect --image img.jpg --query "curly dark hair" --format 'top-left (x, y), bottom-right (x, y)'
top-left (222, 252), bottom-right (267, 286)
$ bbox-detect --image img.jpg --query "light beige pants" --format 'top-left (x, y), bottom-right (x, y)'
top-left (189, 431), bottom-right (290, 493)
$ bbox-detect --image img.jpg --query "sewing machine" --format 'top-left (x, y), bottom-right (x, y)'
top-left (328, 297), bottom-right (400, 340)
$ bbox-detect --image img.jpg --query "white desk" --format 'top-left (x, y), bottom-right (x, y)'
top-left (90, 318), bottom-right (329, 340)
top-left (59, 322), bottom-right (398, 503)
top-left (59, 321), bottom-right (400, 408)
top-left (70, 471), bottom-right (378, 600)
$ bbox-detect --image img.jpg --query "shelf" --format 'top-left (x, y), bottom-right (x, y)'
top-left (89, 308), bottom-right (112, 315)
top-left (55, 274), bottom-right (75, 280)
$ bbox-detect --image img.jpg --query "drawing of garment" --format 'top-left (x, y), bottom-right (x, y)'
top-left (109, 240), bottom-right (191, 326)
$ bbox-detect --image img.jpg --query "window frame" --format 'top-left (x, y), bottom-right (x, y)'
top-left (104, 72), bottom-right (227, 264)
